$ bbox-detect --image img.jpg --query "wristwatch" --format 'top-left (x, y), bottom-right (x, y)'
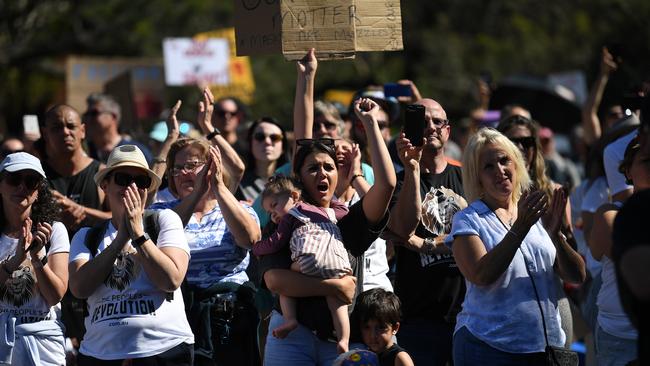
top-left (423, 237), bottom-right (438, 255)
top-left (206, 128), bottom-right (221, 140)
top-left (132, 233), bottom-right (151, 248)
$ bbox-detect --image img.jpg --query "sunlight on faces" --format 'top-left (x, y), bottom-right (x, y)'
top-left (478, 144), bottom-right (517, 204)
top-left (102, 166), bottom-right (150, 207)
top-left (262, 192), bottom-right (298, 224)
top-left (299, 152), bottom-right (338, 208)
top-left (44, 106), bottom-right (85, 154)
top-left (0, 171), bottom-right (41, 209)
top-left (171, 146), bottom-right (206, 199)
top-left (334, 139), bottom-right (353, 168)
top-left (416, 99), bottom-right (449, 150)
top-left (361, 319), bottom-right (398, 354)
top-left (251, 122), bottom-right (284, 163)
top-left (504, 125), bottom-right (534, 168)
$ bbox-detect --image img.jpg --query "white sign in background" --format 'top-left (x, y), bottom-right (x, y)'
top-left (163, 38), bottom-right (230, 86)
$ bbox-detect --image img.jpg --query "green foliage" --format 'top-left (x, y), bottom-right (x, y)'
top-left (1, 0), bottom-right (649, 135)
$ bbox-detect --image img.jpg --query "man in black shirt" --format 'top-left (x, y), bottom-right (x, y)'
top-left (386, 98), bottom-right (465, 366)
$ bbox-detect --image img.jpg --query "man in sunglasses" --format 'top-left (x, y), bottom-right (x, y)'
top-left (385, 97), bottom-right (465, 366)
top-left (84, 93), bottom-right (153, 165)
top-left (212, 97), bottom-right (247, 156)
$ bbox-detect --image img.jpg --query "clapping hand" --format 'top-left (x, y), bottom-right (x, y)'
top-left (197, 87), bottom-right (215, 135)
top-left (546, 187), bottom-right (568, 240)
top-left (512, 190), bottom-right (548, 235)
top-left (166, 100), bottom-right (182, 141)
top-left (29, 222), bottom-right (52, 260)
top-left (122, 183), bottom-right (147, 241)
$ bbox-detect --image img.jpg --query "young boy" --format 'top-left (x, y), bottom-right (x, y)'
top-left (355, 288), bottom-right (414, 366)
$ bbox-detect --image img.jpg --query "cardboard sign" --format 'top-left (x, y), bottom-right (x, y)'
top-left (195, 28), bottom-right (256, 104)
top-left (234, 0), bottom-right (402, 60)
top-left (163, 38), bottom-right (230, 86)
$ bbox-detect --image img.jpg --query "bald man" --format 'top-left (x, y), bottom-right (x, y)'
top-left (41, 104), bottom-right (111, 232)
top-left (386, 98), bottom-right (465, 365)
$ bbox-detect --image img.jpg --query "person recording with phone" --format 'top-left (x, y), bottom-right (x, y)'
top-left (0, 152), bottom-right (69, 365)
top-left (384, 98), bottom-right (465, 365)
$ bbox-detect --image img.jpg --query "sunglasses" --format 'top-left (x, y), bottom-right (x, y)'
top-left (430, 118), bottom-right (449, 128)
top-left (112, 172), bottom-right (152, 189)
top-left (2, 172), bottom-right (42, 191)
top-left (216, 110), bottom-right (237, 118)
top-left (253, 132), bottom-right (283, 143)
top-left (509, 136), bottom-right (536, 150)
top-left (313, 120), bottom-right (338, 132)
top-left (83, 109), bottom-right (111, 118)
top-left (170, 161), bottom-right (206, 177)
top-left (296, 138), bottom-right (336, 148)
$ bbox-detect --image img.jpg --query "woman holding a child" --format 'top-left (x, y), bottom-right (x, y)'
top-left (258, 49), bottom-right (396, 365)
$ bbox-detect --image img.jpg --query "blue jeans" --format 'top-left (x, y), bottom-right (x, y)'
top-left (397, 318), bottom-right (453, 366)
top-left (453, 326), bottom-right (546, 366)
top-left (263, 311), bottom-right (364, 366)
top-left (595, 325), bottom-right (637, 366)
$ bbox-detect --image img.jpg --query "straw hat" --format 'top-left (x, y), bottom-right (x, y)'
top-left (93, 145), bottom-right (161, 190)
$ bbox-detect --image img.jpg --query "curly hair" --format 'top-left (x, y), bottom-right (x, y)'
top-left (0, 178), bottom-right (61, 233)
top-left (496, 115), bottom-right (554, 201)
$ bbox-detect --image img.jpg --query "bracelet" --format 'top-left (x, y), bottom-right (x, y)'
top-left (350, 174), bottom-right (364, 185)
top-left (423, 237), bottom-right (437, 255)
top-left (206, 128), bottom-right (221, 140)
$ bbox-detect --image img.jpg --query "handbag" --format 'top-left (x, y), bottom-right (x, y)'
top-left (520, 247), bottom-right (579, 366)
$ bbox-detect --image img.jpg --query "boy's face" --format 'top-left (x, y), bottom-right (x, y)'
top-left (361, 319), bottom-right (397, 353)
top-left (263, 192), bottom-right (297, 224)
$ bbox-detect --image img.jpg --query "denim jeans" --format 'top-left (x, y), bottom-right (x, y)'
top-left (453, 326), bottom-right (546, 366)
top-left (263, 311), bottom-right (364, 366)
top-left (595, 325), bottom-right (637, 366)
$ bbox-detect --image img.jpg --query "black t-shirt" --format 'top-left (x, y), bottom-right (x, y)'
top-left (391, 163), bottom-right (465, 323)
top-left (257, 196), bottom-right (389, 341)
top-left (378, 343), bottom-right (408, 366)
top-left (43, 159), bottom-right (103, 233)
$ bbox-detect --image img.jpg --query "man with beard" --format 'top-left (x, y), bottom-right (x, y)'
top-left (385, 98), bottom-right (465, 366)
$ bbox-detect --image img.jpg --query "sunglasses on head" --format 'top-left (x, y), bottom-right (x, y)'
top-left (112, 172), bottom-right (152, 189)
top-left (253, 132), bottom-right (283, 143)
top-left (509, 136), bottom-right (536, 150)
top-left (296, 138), bottom-right (336, 148)
top-left (2, 171), bottom-right (42, 191)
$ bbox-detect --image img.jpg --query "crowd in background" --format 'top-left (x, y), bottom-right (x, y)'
top-left (0, 46), bottom-right (648, 366)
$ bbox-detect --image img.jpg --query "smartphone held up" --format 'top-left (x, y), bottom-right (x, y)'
top-left (404, 104), bottom-right (425, 147)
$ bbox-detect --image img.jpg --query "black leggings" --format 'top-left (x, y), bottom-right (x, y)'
top-left (77, 342), bottom-right (194, 366)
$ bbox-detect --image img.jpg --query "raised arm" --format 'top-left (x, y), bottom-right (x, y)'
top-left (387, 133), bottom-right (422, 239)
top-left (293, 48), bottom-right (317, 142)
top-left (148, 100), bottom-right (182, 205)
top-left (353, 98), bottom-right (397, 224)
top-left (582, 47), bottom-right (618, 145)
top-left (210, 147), bottom-right (261, 249)
top-left (197, 87), bottom-right (245, 192)
top-left (453, 191), bottom-right (547, 286)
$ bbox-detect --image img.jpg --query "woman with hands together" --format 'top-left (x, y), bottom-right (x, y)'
top-left (0, 152), bottom-right (69, 366)
top-left (447, 128), bottom-right (585, 365)
top-left (68, 145), bottom-right (194, 365)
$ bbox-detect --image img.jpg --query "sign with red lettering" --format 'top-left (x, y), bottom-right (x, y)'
top-left (163, 38), bottom-right (230, 86)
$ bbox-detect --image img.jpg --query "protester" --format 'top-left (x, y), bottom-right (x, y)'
top-left (254, 173), bottom-right (353, 353)
top-left (385, 98), bottom-right (465, 366)
top-left (150, 138), bottom-right (261, 366)
top-left (68, 144), bottom-right (194, 364)
top-left (237, 117), bottom-right (289, 203)
top-left (0, 152), bottom-right (68, 365)
top-left (212, 96), bottom-right (248, 156)
top-left (589, 137), bottom-right (645, 365)
top-left (84, 93), bottom-right (153, 164)
top-left (355, 288), bottom-right (414, 366)
top-left (447, 128), bottom-right (585, 365)
top-left (260, 49), bottom-right (396, 363)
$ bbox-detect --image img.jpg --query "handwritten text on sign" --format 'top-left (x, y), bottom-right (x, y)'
top-left (163, 38), bottom-right (230, 86)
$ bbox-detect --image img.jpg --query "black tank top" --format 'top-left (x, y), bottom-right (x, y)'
top-left (44, 159), bottom-right (103, 231)
top-left (379, 343), bottom-right (408, 366)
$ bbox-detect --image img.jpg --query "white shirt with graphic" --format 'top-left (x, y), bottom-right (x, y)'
top-left (0, 221), bottom-right (69, 324)
top-left (0, 221), bottom-right (69, 365)
top-left (69, 209), bottom-right (194, 360)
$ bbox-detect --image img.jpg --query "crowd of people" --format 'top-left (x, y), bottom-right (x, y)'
top-left (0, 46), bottom-right (648, 366)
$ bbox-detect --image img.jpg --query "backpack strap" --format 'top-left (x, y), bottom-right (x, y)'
top-left (84, 220), bottom-right (110, 258)
top-left (142, 209), bottom-right (161, 245)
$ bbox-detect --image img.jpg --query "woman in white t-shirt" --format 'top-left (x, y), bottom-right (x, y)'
top-left (0, 152), bottom-right (69, 366)
top-left (590, 137), bottom-right (646, 366)
top-left (69, 145), bottom-right (194, 365)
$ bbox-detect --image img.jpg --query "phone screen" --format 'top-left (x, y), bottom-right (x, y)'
top-left (384, 83), bottom-right (412, 98)
top-left (23, 115), bottom-right (41, 138)
top-left (404, 104), bottom-right (425, 147)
